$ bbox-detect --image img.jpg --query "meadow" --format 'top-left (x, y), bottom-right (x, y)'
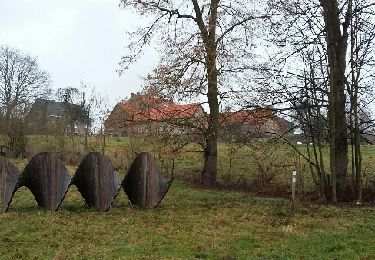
top-left (15, 135), bottom-right (375, 195)
top-left (2, 136), bottom-right (375, 259)
top-left (2, 181), bottom-right (375, 259)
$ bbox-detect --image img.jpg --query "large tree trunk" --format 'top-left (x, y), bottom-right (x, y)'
top-left (202, 43), bottom-right (219, 187)
top-left (193, 0), bottom-right (220, 187)
top-left (321, 0), bottom-right (349, 201)
top-left (202, 135), bottom-right (218, 187)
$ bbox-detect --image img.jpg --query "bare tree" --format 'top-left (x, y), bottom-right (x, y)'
top-left (346, 0), bottom-right (375, 203)
top-left (320, 0), bottom-right (351, 202)
top-left (79, 83), bottom-right (106, 151)
top-left (56, 87), bottom-right (86, 136)
top-left (0, 46), bottom-right (50, 156)
top-left (267, 0), bottom-right (375, 201)
top-left (119, 0), bottom-right (269, 187)
top-left (0, 46), bottom-right (50, 122)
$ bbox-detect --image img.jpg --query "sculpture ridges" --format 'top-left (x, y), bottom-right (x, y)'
top-left (0, 152), bottom-right (172, 212)
top-left (21, 152), bottom-right (72, 211)
top-left (0, 156), bottom-right (21, 213)
top-left (72, 152), bottom-right (121, 211)
top-left (123, 152), bottom-right (173, 208)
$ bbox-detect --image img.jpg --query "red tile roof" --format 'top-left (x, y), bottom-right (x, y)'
top-left (223, 108), bottom-right (275, 126)
top-left (115, 96), bottom-right (202, 123)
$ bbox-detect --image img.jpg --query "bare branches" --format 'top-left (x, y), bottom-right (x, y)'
top-left (0, 46), bottom-right (50, 120)
top-left (191, 0), bottom-right (209, 43)
top-left (216, 14), bottom-right (270, 45)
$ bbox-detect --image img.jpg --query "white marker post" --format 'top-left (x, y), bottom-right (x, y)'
top-left (292, 170), bottom-right (297, 202)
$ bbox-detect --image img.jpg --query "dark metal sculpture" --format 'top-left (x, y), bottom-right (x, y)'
top-left (72, 152), bottom-right (121, 211)
top-left (122, 152), bottom-right (173, 208)
top-left (21, 152), bottom-right (71, 211)
top-left (0, 156), bottom-right (21, 213)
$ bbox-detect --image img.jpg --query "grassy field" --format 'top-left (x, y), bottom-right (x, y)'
top-left (19, 135), bottom-right (375, 191)
top-left (2, 136), bottom-right (375, 258)
top-left (1, 181), bottom-right (375, 259)
top-left (4, 134), bottom-right (375, 195)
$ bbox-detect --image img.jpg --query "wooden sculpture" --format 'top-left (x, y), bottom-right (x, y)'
top-left (21, 152), bottom-right (71, 211)
top-left (0, 156), bottom-right (21, 212)
top-left (73, 152), bottom-right (121, 211)
top-left (122, 152), bottom-right (173, 208)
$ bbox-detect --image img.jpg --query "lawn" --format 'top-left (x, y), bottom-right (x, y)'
top-left (1, 181), bottom-right (375, 259)
top-left (2, 136), bottom-right (375, 259)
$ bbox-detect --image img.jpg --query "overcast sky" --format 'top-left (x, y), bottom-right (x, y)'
top-left (0, 0), bottom-right (158, 108)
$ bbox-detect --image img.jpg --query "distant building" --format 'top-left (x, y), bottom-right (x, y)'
top-left (25, 99), bottom-right (90, 135)
top-left (220, 108), bottom-right (293, 141)
top-left (104, 92), bottom-right (205, 137)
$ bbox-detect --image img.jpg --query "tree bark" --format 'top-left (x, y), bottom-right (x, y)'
top-left (202, 52), bottom-right (219, 187)
top-left (349, 4), bottom-right (362, 203)
top-left (354, 91), bottom-right (362, 202)
top-left (321, 0), bottom-right (349, 201)
top-left (192, 0), bottom-right (220, 187)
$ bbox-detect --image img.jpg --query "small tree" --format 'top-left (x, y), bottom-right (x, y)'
top-left (0, 46), bottom-right (50, 157)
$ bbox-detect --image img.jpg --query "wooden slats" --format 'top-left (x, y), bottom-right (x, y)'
top-left (1, 152), bottom-right (172, 212)
top-left (21, 152), bottom-right (72, 211)
top-left (0, 156), bottom-right (21, 213)
top-left (122, 152), bottom-right (173, 208)
top-left (72, 152), bottom-right (121, 211)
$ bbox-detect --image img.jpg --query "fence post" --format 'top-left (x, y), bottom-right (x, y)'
top-left (292, 170), bottom-right (297, 202)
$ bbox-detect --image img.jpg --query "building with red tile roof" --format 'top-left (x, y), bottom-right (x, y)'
top-left (104, 92), bottom-right (205, 137)
top-left (220, 108), bottom-right (293, 140)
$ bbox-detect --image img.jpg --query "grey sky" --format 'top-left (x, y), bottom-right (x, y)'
top-left (0, 0), bottom-right (158, 107)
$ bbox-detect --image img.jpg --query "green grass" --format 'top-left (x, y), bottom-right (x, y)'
top-left (1, 181), bottom-right (375, 259)
top-left (3, 135), bottom-right (375, 258)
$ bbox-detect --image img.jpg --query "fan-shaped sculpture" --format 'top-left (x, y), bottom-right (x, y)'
top-left (122, 152), bottom-right (173, 208)
top-left (72, 152), bottom-right (121, 211)
top-left (21, 152), bottom-right (71, 211)
top-left (0, 156), bottom-right (21, 213)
